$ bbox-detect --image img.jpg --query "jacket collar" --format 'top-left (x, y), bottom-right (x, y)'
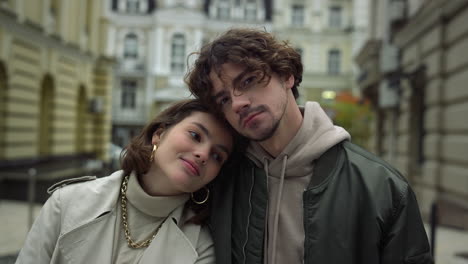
top-left (55, 171), bottom-right (200, 263)
top-left (307, 141), bottom-right (346, 190)
top-left (57, 201), bottom-right (199, 263)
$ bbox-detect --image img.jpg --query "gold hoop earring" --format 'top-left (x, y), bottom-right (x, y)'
top-left (191, 187), bottom-right (210, 205)
top-left (149, 144), bottom-right (157, 162)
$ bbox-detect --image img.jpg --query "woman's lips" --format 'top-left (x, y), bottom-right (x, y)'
top-left (181, 159), bottom-right (200, 176)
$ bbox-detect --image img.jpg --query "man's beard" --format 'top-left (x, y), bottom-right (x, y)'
top-left (250, 116), bottom-right (281, 142)
top-left (245, 101), bottom-right (287, 142)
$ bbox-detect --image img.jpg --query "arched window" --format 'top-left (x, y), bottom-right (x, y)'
top-left (171, 34), bottom-right (186, 73)
top-left (124, 33), bottom-right (138, 59)
top-left (0, 63), bottom-right (7, 158)
top-left (328, 49), bottom-right (341, 75)
top-left (39, 75), bottom-right (55, 156)
top-left (75, 86), bottom-right (87, 153)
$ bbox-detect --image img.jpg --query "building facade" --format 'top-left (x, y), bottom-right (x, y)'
top-left (273, 0), bottom-right (368, 103)
top-left (356, 0), bottom-right (468, 228)
top-left (0, 0), bottom-right (114, 199)
top-left (106, 0), bottom-right (365, 147)
top-left (105, 0), bottom-right (272, 147)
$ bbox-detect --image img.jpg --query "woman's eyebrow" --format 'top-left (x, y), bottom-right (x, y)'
top-left (192, 122), bottom-right (230, 155)
top-left (192, 122), bottom-right (211, 137)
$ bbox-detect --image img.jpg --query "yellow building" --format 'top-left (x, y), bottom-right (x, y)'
top-left (0, 0), bottom-right (114, 196)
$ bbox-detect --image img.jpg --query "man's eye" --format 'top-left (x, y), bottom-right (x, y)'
top-left (189, 131), bottom-right (201, 142)
top-left (219, 97), bottom-right (230, 106)
top-left (243, 76), bottom-right (257, 87)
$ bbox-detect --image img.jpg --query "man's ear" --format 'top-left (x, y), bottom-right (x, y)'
top-left (285, 75), bottom-right (295, 90)
top-left (151, 127), bottom-right (165, 145)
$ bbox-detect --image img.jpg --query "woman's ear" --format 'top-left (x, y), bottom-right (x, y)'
top-left (151, 127), bottom-right (165, 145)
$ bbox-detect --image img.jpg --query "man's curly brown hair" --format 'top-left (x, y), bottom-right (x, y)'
top-left (185, 28), bottom-right (303, 106)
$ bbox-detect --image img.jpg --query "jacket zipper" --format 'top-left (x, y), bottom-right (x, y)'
top-left (242, 166), bottom-right (255, 264)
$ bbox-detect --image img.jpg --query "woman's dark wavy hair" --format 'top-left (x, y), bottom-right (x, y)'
top-left (120, 99), bottom-right (244, 225)
top-left (185, 28), bottom-right (303, 105)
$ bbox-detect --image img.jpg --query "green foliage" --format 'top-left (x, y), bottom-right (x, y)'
top-left (323, 100), bottom-right (374, 149)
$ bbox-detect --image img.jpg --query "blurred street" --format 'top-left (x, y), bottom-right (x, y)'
top-left (1, 0), bottom-right (468, 263)
top-left (0, 199), bottom-right (467, 264)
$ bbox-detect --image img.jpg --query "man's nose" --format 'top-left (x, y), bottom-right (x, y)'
top-left (231, 93), bottom-right (250, 115)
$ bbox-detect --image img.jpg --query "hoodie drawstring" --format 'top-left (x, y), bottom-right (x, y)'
top-left (270, 155), bottom-right (288, 264)
top-left (262, 157), bottom-right (270, 264)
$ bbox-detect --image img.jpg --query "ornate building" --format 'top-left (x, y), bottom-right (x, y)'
top-left (356, 0), bottom-right (468, 228)
top-left (105, 0), bottom-right (272, 147)
top-left (105, 0), bottom-right (365, 147)
top-left (273, 0), bottom-right (368, 103)
top-left (0, 0), bottom-right (114, 200)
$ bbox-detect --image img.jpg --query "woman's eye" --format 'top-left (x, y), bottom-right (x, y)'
top-left (189, 131), bottom-right (201, 142)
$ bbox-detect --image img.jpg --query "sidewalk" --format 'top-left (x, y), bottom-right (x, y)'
top-left (0, 200), bottom-right (42, 264)
top-left (1, 199), bottom-right (467, 263)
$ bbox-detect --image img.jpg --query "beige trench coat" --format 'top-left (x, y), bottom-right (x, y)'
top-left (15, 171), bottom-right (215, 264)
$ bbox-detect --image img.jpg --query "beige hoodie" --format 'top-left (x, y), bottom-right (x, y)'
top-left (245, 102), bottom-right (351, 264)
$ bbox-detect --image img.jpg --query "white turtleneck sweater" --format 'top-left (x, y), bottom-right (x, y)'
top-left (111, 174), bottom-right (189, 263)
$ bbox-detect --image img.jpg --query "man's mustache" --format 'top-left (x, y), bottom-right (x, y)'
top-left (238, 105), bottom-right (267, 126)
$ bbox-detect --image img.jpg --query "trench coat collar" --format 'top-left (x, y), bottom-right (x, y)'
top-left (54, 171), bottom-right (199, 263)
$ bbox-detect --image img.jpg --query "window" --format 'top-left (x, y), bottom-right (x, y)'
top-left (245, 6), bottom-right (257, 21)
top-left (329, 6), bottom-right (342, 28)
top-left (126, 0), bottom-right (140, 13)
top-left (112, 0), bottom-right (118, 10)
top-left (121, 80), bottom-right (137, 109)
top-left (39, 76), bottom-right (54, 155)
top-left (328, 49), bottom-right (341, 75)
top-left (218, 7), bottom-right (230, 19)
top-left (123, 33), bottom-right (138, 59)
top-left (292, 5), bottom-right (304, 26)
top-left (217, 0), bottom-right (230, 19)
top-left (171, 34), bottom-right (186, 73)
top-left (408, 67), bottom-right (426, 170)
top-left (244, 0), bottom-right (257, 21)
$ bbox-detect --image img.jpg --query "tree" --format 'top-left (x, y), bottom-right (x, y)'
top-left (322, 91), bottom-right (373, 149)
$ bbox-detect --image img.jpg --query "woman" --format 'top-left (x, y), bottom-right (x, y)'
top-left (16, 99), bottom-right (236, 264)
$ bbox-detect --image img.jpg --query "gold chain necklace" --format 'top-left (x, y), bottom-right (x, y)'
top-left (120, 175), bottom-right (169, 248)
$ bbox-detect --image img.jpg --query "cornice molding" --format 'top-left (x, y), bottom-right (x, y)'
top-left (355, 39), bottom-right (381, 65)
top-left (0, 9), bottom-right (94, 63)
top-left (394, 0), bottom-right (467, 48)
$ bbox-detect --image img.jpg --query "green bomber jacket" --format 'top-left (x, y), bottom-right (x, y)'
top-left (209, 141), bottom-right (433, 264)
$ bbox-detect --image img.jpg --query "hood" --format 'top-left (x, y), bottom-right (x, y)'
top-left (246, 101), bottom-right (351, 176)
top-left (246, 101), bottom-right (351, 264)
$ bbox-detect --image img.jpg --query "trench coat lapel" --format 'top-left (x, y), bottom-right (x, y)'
top-left (56, 211), bottom-right (116, 264)
top-left (139, 206), bottom-right (199, 264)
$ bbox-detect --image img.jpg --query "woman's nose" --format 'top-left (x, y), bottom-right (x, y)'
top-left (194, 149), bottom-right (208, 165)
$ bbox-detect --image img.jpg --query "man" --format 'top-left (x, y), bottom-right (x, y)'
top-left (186, 28), bottom-right (432, 264)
